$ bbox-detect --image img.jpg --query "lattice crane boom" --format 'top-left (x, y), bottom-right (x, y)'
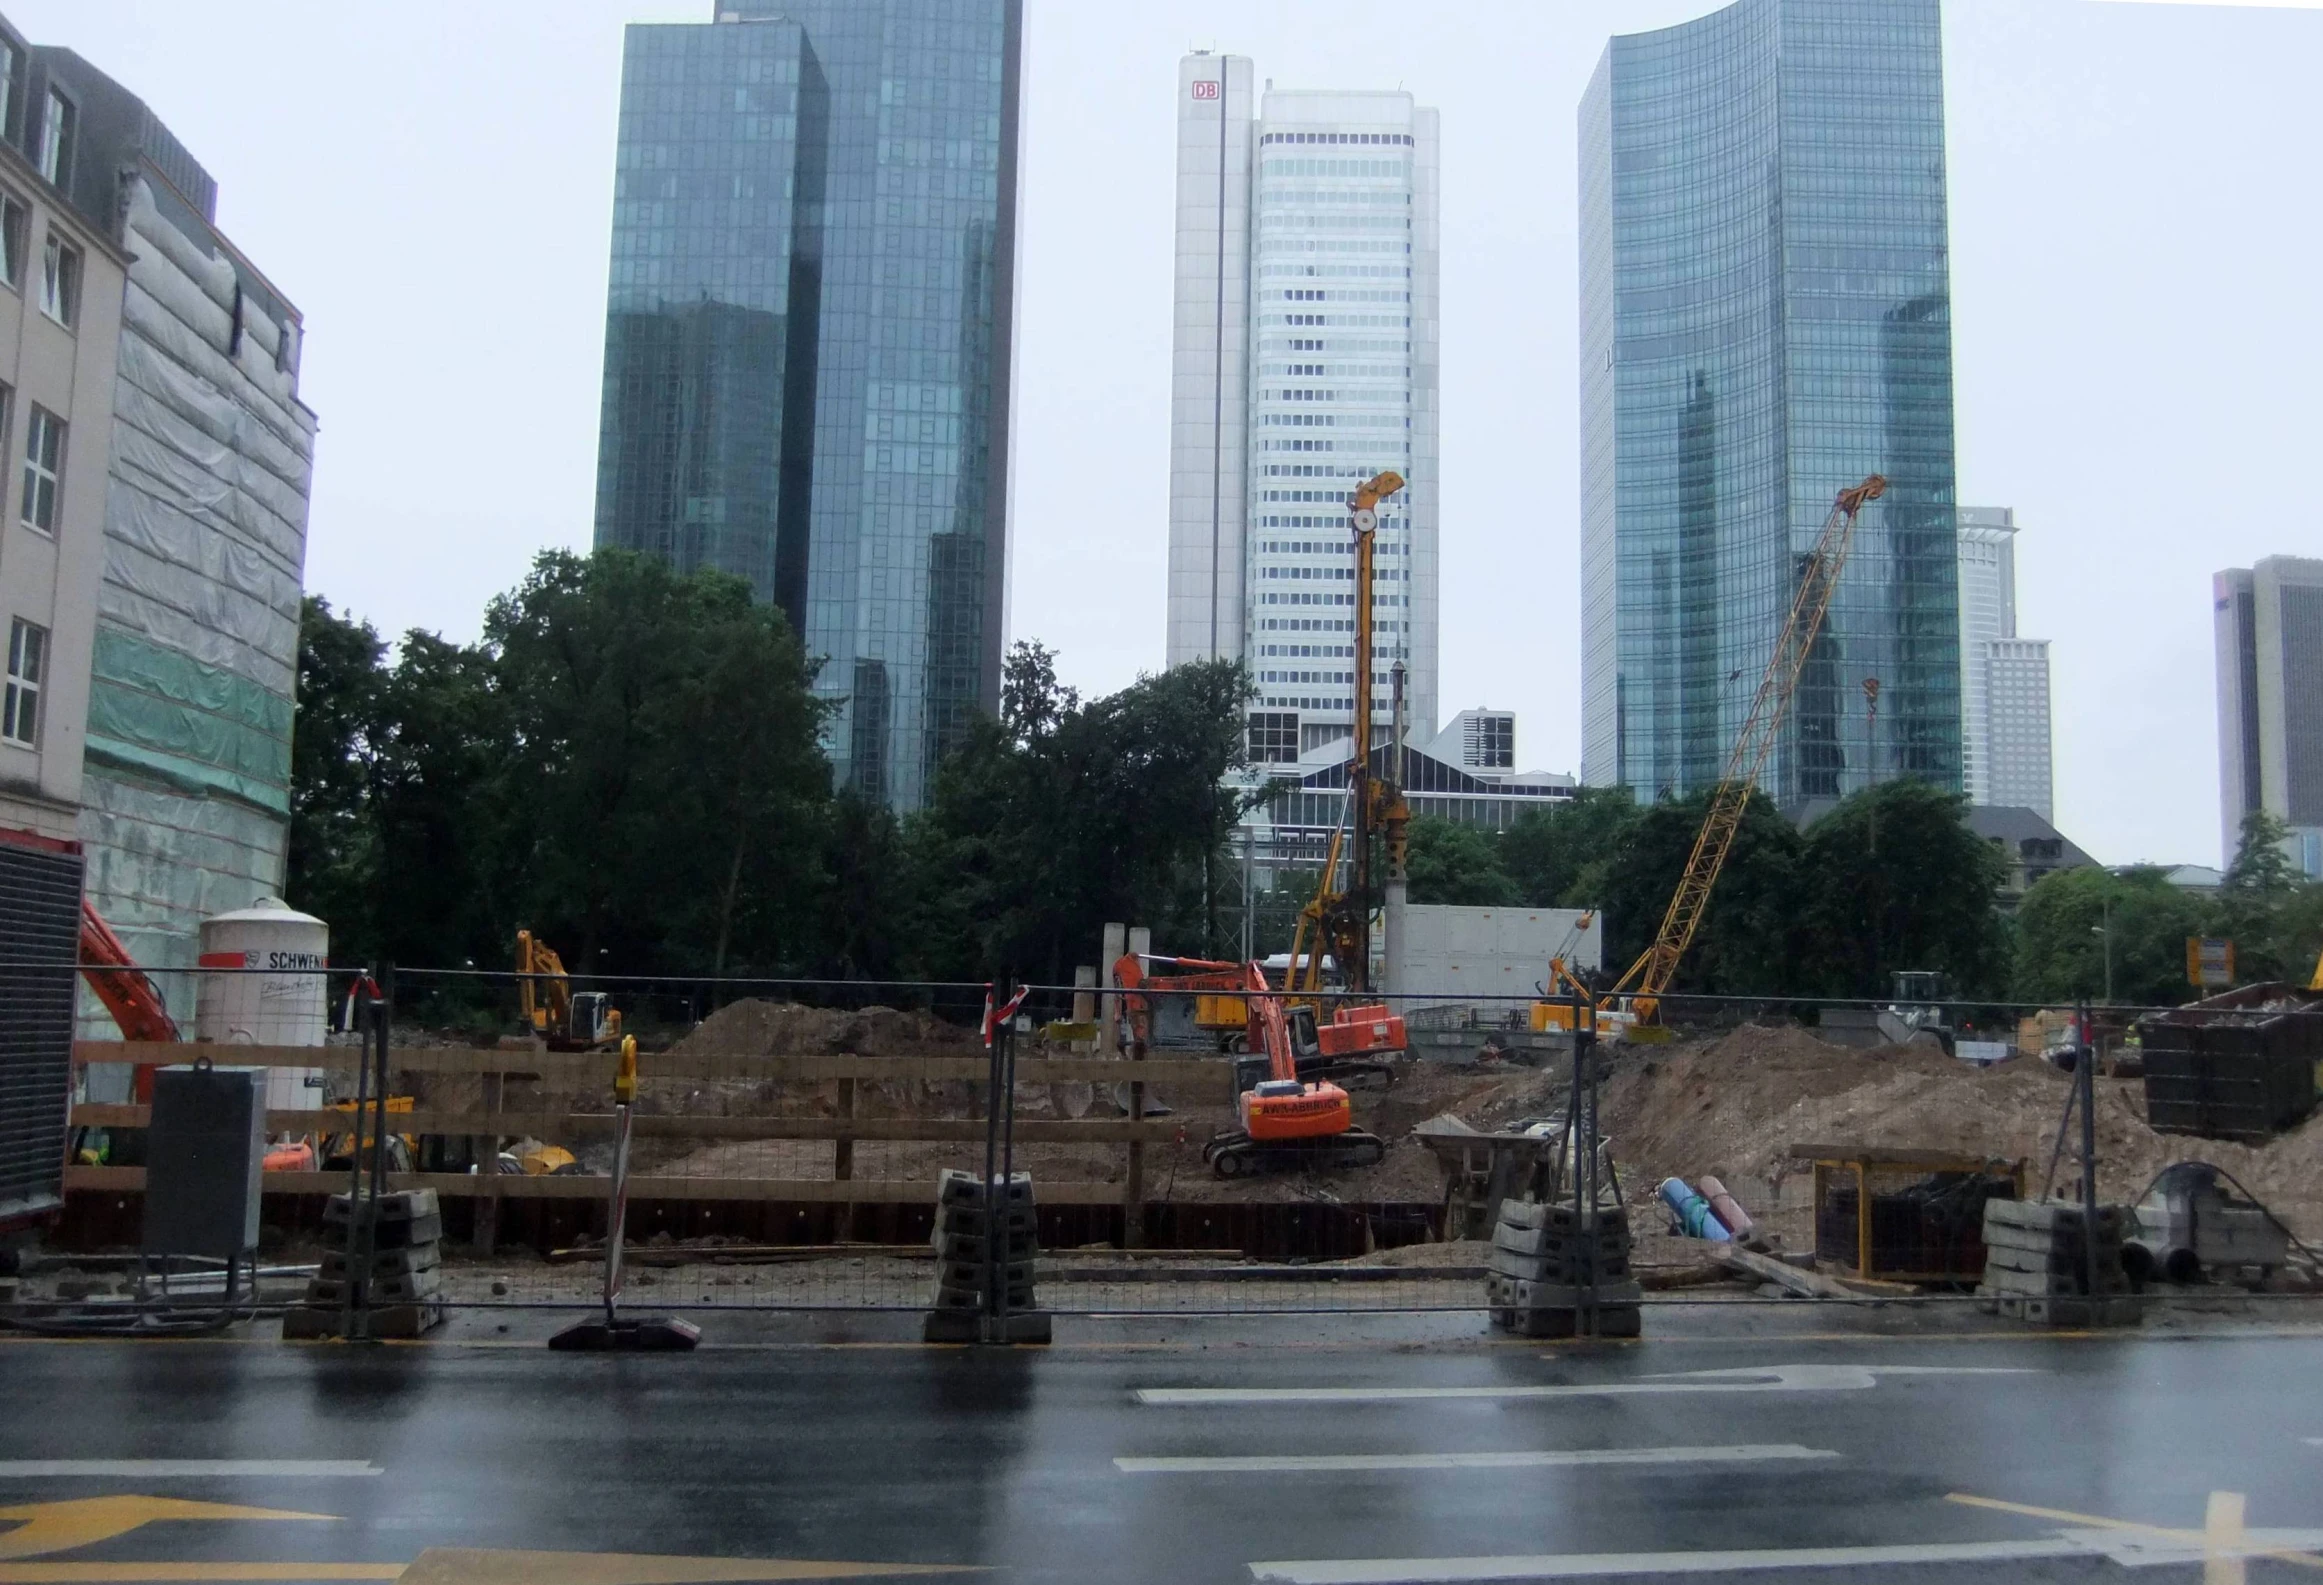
top-left (1609, 474), bottom-right (1887, 1020)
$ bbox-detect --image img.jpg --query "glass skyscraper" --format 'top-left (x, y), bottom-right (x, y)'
top-left (596, 1), bottom-right (1023, 810)
top-left (1579, 0), bottom-right (1961, 809)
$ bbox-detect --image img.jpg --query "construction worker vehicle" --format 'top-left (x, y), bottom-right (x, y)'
top-left (1201, 961), bottom-right (1388, 1179)
top-left (517, 929), bottom-right (623, 1050)
top-left (1115, 950), bottom-right (1405, 1094)
top-left (1533, 475), bottom-right (1888, 1039)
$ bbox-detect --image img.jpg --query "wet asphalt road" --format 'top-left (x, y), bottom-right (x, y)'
top-left (0, 1311), bottom-right (2320, 1582)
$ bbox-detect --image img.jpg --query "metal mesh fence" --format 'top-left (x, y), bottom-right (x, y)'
top-left (9, 961), bottom-right (2321, 1320)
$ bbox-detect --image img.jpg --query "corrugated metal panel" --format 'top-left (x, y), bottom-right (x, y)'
top-left (0, 835), bottom-right (83, 1234)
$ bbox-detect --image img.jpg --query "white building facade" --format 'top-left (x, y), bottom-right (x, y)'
top-left (1168, 54), bottom-right (1439, 761)
top-left (1956, 507), bottom-right (2054, 819)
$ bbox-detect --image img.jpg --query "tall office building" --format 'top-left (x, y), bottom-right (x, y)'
top-left (1167, 54), bottom-right (1439, 761)
top-left (596, 1), bottom-right (1025, 811)
top-left (1579, 0), bottom-right (1962, 807)
top-left (2215, 556), bottom-right (2323, 876)
top-left (1957, 507), bottom-right (2053, 818)
top-left (25, 39), bottom-right (317, 1007)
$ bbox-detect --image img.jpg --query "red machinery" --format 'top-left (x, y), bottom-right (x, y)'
top-left (77, 899), bottom-right (179, 1105)
top-left (1200, 960), bottom-right (1386, 1179)
top-left (1115, 950), bottom-right (1406, 1086)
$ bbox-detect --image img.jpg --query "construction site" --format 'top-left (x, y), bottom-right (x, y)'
top-left (8, 473), bottom-right (2321, 1338)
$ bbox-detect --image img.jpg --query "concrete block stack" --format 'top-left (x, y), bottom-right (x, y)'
top-left (923, 1169), bottom-right (1049, 1343)
top-left (283, 1189), bottom-right (447, 1339)
top-left (1486, 1198), bottom-right (1641, 1338)
top-left (1978, 1198), bottom-right (2139, 1327)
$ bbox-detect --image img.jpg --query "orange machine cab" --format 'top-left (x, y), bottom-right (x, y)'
top-left (1315, 1004), bottom-right (1405, 1059)
top-left (1240, 1078), bottom-right (1355, 1142)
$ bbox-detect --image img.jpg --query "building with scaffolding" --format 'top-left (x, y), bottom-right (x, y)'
top-left (28, 39), bottom-right (316, 1013)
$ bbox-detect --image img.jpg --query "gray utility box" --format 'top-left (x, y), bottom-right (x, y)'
top-left (0, 831), bottom-right (83, 1242)
top-left (143, 1065), bottom-right (266, 1262)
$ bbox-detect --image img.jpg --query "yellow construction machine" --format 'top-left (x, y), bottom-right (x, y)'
top-left (1536, 475), bottom-right (1888, 1039)
top-left (517, 929), bottom-right (624, 1050)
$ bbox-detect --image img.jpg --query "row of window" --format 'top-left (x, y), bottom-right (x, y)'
top-left (1258, 132), bottom-right (1414, 148)
top-left (0, 189), bottom-right (82, 328)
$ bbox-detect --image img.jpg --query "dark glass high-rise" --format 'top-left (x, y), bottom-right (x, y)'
top-left (596, 2), bottom-right (1023, 810)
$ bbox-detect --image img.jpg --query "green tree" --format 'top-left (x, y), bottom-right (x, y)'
top-left (2211, 809), bottom-right (2307, 983)
top-left (1405, 816), bottom-right (1517, 906)
top-left (1794, 781), bottom-right (2010, 998)
top-left (364, 631), bottom-right (512, 973)
top-left (486, 550), bottom-right (830, 974)
top-left (285, 597), bottom-right (387, 956)
top-left (2015, 865), bottom-right (2208, 1007)
top-left (909, 643), bottom-right (1254, 981)
top-left (1501, 786), bottom-right (1639, 907)
top-left (1591, 789), bottom-right (1803, 995)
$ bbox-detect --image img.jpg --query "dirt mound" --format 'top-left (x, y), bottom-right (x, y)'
top-left (1577, 1022), bottom-right (2323, 1240)
top-left (671, 999), bottom-right (975, 1058)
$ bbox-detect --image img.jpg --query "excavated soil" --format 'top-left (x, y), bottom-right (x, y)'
top-left (1581, 1023), bottom-right (2323, 1247)
top-left (492, 1000), bottom-right (2323, 1238)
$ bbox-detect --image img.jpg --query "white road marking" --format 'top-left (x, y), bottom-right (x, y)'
top-left (1246, 1528), bottom-right (2323, 1582)
top-left (1138, 1362), bottom-right (2031, 1406)
top-left (1118, 1444), bottom-right (1836, 1474)
top-left (0, 1460), bottom-right (384, 1478)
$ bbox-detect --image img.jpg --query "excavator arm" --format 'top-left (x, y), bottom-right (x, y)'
top-left (78, 899), bottom-right (179, 1043)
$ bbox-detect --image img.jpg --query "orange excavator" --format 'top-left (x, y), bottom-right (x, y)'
top-left (1114, 950), bottom-right (1405, 1091)
top-left (1199, 960), bottom-right (1386, 1179)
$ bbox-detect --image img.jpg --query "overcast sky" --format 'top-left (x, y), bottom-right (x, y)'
top-left (22, 0), bottom-right (2321, 868)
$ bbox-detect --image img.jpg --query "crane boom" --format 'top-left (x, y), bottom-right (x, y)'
top-left (1344, 469), bottom-right (1406, 994)
top-left (1609, 474), bottom-right (1886, 1020)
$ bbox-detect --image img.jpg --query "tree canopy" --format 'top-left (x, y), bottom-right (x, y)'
top-left (287, 564), bottom-right (1255, 990)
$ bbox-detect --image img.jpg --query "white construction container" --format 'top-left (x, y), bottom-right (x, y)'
top-left (196, 898), bottom-right (328, 1112)
top-left (1395, 906), bottom-right (1601, 1020)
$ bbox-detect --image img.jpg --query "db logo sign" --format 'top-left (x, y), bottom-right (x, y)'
top-left (1191, 80), bottom-right (1220, 100)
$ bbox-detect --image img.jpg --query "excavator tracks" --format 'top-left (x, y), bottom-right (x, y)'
top-left (1202, 1127), bottom-right (1387, 1180)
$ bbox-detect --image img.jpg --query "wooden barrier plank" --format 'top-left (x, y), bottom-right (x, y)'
top-left (70, 1041), bottom-right (1229, 1092)
top-left (68, 1104), bottom-right (1186, 1145)
top-left (60, 1166), bottom-right (1133, 1206)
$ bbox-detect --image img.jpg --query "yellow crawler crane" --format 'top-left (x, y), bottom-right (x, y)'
top-left (1542, 474), bottom-right (1888, 1036)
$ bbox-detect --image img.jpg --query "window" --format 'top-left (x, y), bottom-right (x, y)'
top-left (21, 405), bottom-right (62, 532)
top-left (0, 42), bottom-right (16, 142)
top-left (3, 618), bottom-right (43, 748)
top-left (0, 191), bottom-right (22, 288)
top-left (1248, 711), bottom-right (1300, 765)
top-left (37, 232), bottom-right (75, 325)
top-left (36, 86), bottom-right (71, 186)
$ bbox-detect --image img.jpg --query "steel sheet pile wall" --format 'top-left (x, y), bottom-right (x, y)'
top-left (78, 176), bottom-right (315, 1014)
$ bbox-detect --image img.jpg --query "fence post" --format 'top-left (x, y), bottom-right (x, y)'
top-left (834, 1076), bottom-right (856, 1242)
top-left (1097, 924), bottom-right (1126, 1057)
top-left (2076, 997), bottom-right (2100, 1303)
top-left (1123, 926), bottom-right (1150, 1249)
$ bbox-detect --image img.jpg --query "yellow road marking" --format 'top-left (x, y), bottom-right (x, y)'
top-left (1948, 1491), bottom-right (2323, 1572)
top-left (0, 1502), bottom-right (335, 1562)
top-left (0, 1567), bottom-right (397, 1582)
top-left (398, 1547), bottom-right (979, 1582)
top-left (0, 1552), bottom-right (978, 1584)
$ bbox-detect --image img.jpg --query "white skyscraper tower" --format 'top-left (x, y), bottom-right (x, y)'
top-left (1957, 507), bottom-right (2054, 819)
top-left (1168, 53), bottom-right (1440, 761)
